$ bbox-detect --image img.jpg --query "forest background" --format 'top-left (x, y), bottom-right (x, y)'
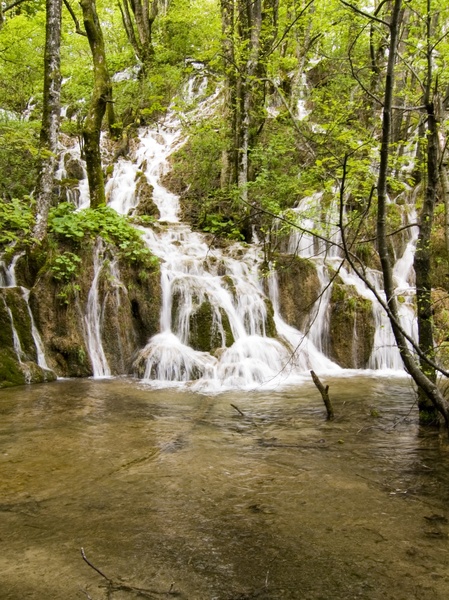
top-left (2, 0), bottom-right (449, 425)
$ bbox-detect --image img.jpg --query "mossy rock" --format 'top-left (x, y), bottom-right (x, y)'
top-left (275, 254), bottom-right (320, 331)
top-left (188, 300), bottom-right (234, 352)
top-left (134, 174), bottom-right (160, 218)
top-left (0, 348), bottom-right (56, 389)
top-left (264, 298), bottom-right (277, 338)
top-left (64, 153), bottom-right (85, 180)
top-left (329, 279), bottom-right (375, 368)
top-left (0, 348), bottom-right (28, 388)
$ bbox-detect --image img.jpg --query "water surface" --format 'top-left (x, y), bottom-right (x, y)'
top-left (1, 375), bottom-right (448, 599)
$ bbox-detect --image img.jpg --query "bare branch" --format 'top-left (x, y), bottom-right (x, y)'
top-left (63, 0), bottom-right (87, 36)
top-left (338, 0), bottom-right (390, 27)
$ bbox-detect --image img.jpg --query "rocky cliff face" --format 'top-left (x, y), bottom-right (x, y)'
top-left (0, 239), bottom-right (161, 388)
top-left (0, 287), bottom-right (56, 387)
top-left (275, 256), bottom-right (375, 368)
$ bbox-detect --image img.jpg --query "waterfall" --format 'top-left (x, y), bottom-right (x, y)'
top-left (83, 240), bottom-right (111, 378)
top-left (0, 251), bottom-right (24, 287)
top-left (102, 81), bottom-right (341, 390)
top-left (20, 287), bottom-right (50, 370)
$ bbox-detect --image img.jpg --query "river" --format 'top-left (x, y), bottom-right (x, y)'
top-left (1, 374), bottom-right (448, 599)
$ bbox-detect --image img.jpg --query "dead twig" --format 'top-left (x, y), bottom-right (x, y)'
top-left (310, 370), bottom-right (334, 420)
top-left (80, 547), bottom-right (168, 599)
top-left (230, 403), bottom-right (245, 417)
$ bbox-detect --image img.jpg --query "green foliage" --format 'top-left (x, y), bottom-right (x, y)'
top-left (0, 197), bottom-right (34, 247)
top-left (0, 12), bottom-right (45, 116)
top-left (157, 0), bottom-right (221, 65)
top-left (0, 120), bottom-right (40, 200)
top-left (48, 203), bottom-right (158, 268)
top-left (51, 252), bottom-right (82, 282)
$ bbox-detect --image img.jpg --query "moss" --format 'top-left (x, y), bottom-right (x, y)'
top-left (276, 254), bottom-right (320, 331)
top-left (188, 300), bottom-right (234, 352)
top-left (329, 280), bottom-right (375, 368)
top-left (0, 348), bottom-right (27, 388)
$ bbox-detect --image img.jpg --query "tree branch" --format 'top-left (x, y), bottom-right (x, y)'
top-left (63, 0), bottom-right (87, 36)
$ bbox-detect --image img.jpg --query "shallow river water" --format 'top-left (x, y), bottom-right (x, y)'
top-left (1, 374), bottom-right (449, 599)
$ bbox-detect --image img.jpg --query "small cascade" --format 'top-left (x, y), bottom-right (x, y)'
top-left (283, 185), bottom-right (421, 372)
top-left (55, 140), bottom-right (89, 209)
top-left (102, 78), bottom-right (341, 390)
top-left (4, 301), bottom-right (25, 364)
top-left (306, 263), bottom-right (332, 356)
top-left (20, 287), bottom-right (50, 371)
top-left (0, 251), bottom-right (24, 287)
top-left (83, 240), bottom-right (111, 378)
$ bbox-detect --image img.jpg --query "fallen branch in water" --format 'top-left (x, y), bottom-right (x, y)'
top-left (80, 547), bottom-right (176, 598)
top-left (310, 370), bottom-right (334, 420)
top-left (230, 403), bottom-right (245, 417)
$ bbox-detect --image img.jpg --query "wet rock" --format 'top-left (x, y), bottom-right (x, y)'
top-left (329, 278), bottom-right (375, 368)
top-left (133, 173), bottom-right (160, 218)
top-left (275, 255), bottom-right (320, 332)
top-left (187, 300), bottom-right (234, 352)
top-left (28, 239), bottom-right (161, 379)
top-left (64, 153), bottom-right (85, 180)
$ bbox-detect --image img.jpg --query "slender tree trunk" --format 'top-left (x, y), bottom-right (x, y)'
top-left (33, 0), bottom-right (62, 241)
top-left (376, 0), bottom-right (449, 427)
top-left (80, 0), bottom-right (115, 208)
top-left (413, 101), bottom-right (439, 423)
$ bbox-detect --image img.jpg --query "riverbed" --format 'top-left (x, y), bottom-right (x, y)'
top-left (1, 374), bottom-right (448, 599)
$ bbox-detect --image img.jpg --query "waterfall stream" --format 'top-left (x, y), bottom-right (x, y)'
top-left (0, 73), bottom-right (422, 389)
top-left (91, 77), bottom-right (421, 389)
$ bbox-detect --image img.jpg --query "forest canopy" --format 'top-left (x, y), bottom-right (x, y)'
top-left (1, 0), bottom-right (449, 423)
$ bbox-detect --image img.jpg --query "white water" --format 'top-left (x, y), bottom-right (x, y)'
top-left (100, 80), bottom-right (341, 390)
top-left (82, 240), bottom-right (112, 378)
top-left (10, 71), bottom-right (417, 387)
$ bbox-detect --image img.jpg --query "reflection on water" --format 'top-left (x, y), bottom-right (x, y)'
top-left (1, 375), bottom-right (449, 599)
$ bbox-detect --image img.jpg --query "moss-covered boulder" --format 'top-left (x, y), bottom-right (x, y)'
top-left (187, 300), bottom-right (235, 352)
top-left (64, 153), bottom-right (85, 180)
top-left (329, 278), bottom-right (375, 368)
top-left (275, 255), bottom-right (320, 331)
top-left (29, 239), bottom-right (161, 378)
top-left (133, 173), bottom-right (160, 218)
top-left (0, 289), bottom-right (56, 388)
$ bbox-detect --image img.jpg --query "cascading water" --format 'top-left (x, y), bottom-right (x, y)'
top-left (102, 77), bottom-right (341, 390)
top-left (82, 240), bottom-right (112, 378)
top-left (51, 69), bottom-right (421, 387)
top-left (285, 190), bottom-right (419, 371)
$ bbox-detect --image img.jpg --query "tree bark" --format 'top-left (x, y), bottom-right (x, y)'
top-left (118, 0), bottom-right (159, 68)
top-left (413, 101), bottom-right (439, 423)
top-left (79, 0), bottom-right (115, 208)
top-left (375, 0), bottom-right (449, 427)
top-left (33, 0), bottom-right (62, 241)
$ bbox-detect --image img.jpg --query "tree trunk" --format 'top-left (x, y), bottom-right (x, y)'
top-left (375, 0), bottom-right (449, 427)
top-left (80, 0), bottom-right (115, 209)
top-left (118, 0), bottom-right (159, 68)
top-left (33, 0), bottom-right (62, 241)
top-left (413, 101), bottom-right (439, 423)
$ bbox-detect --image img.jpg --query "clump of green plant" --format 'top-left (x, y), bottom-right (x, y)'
top-left (48, 203), bottom-right (158, 268)
top-left (0, 197), bottom-right (34, 248)
top-left (49, 251), bottom-right (82, 305)
top-left (51, 251), bottom-right (82, 282)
